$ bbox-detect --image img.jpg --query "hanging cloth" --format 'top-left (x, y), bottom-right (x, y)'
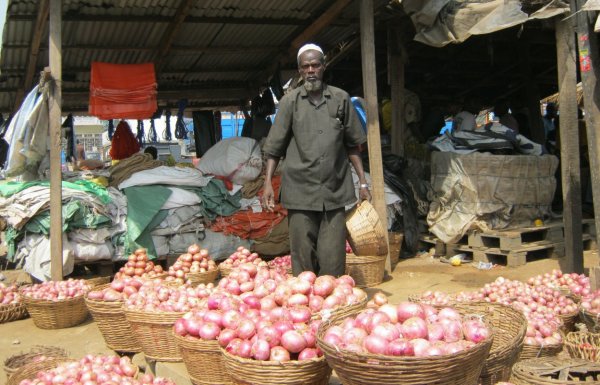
top-left (109, 120), bottom-right (140, 160)
top-left (164, 110), bottom-right (172, 141)
top-left (175, 99), bottom-right (188, 140)
top-left (107, 119), bottom-right (114, 140)
top-left (192, 110), bottom-right (217, 157)
top-left (148, 119), bottom-right (157, 143)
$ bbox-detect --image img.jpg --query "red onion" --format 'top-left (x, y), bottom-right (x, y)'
top-left (396, 302), bottom-right (425, 322)
top-left (281, 330), bottom-right (307, 353)
top-left (364, 335), bottom-right (388, 354)
top-left (298, 348), bottom-right (320, 360)
top-left (251, 339), bottom-right (271, 360)
top-left (401, 317), bottom-right (429, 340)
top-left (269, 346), bottom-right (291, 362)
top-left (386, 338), bottom-right (414, 356)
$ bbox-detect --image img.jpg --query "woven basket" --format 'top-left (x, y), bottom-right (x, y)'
top-left (345, 201), bottom-right (388, 256)
top-left (580, 308), bottom-right (600, 333)
top-left (220, 348), bottom-right (331, 385)
top-left (558, 310), bottom-right (579, 332)
top-left (407, 292), bottom-right (458, 307)
top-left (519, 342), bottom-right (563, 361)
top-left (315, 295), bottom-right (368, 322)
top-left (345, 253), bottom-right (385, 288)
top-left (173, 333), bottom-right (233, 385)
top-left (4, 346), bottom-right (68, 380)
top-left (86, 276), bottom-right (111, 288)
top-left (0, 302), bottom-right (28, 324)
top-left (124, 308), bottom-right (184, 361)
top-left (388, 231), bottom-right (404, 266)
top-left (316, 311), bottom-right (494, 385)
top-left (22, 295), bottom-right (89, 329)
top-left (564, 331), bottom-right (600, 362)
top-left (187, 269), bottom-right (219, 286)
top-left (219, 264), bottom-right (233, 278)
top-left (6, 357), bottom-right (65, 385)
top-left (455, 302), bottom-right (527, 385)
top-left (510, 357), bottom-right (600, 384)
top-left (84, 285), bottom-right (140, 353)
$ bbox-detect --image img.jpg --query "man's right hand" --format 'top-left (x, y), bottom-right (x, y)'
top-left (262, 182), bottom-right (275, 212)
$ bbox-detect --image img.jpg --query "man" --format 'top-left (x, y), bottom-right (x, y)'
top-left (261, 43), bottom-right (371, 277)
top-left (543, 102), bottom-right (558, 142)
top-left (452, 96), bottom-right (481, 132)
top-left (493, 98), bottom-right (519, 133)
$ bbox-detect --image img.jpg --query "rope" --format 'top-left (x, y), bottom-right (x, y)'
top-left (175, 99), bottom-right (188, 139)
top-left (148, 118), bottom-right (158, 143)
top-left (163, 110), bottom-right (172, 141)
top-left (107, 119), bottom-right (114, 140)
top-left (136, 120), bottom-right (145, 146)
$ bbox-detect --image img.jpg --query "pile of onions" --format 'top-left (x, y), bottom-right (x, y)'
top-left (165, 244), bottom-right (217, 285)
top-left (322, 301), bottom-right (489, 357)
top-left (0, 282), bottom-right (21, 305)
top-left (86, 277), bottom-right (144, 302)
top-left (527, 269), bottom-right (591, 298)
top-left (21, 279), bottom-right (90, 301)
top-left (580, 289), bottom-right (600, 314)
top-left (16, 355), bottom-right (175, 385)
top-left (218, 263), bottom-right (288, 297)
top-left (267, 255), bottom-right (291, 271)
top-left (219, 247), bottom-right (267, 270)
top-left (115, 248), bottom-right (164, 280)
top-left (123, 280), bottom-right (210, 313)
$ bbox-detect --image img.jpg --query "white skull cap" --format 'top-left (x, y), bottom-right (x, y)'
top-left (297, 43), bottom-right (323, 59)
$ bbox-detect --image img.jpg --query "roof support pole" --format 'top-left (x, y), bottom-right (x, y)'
top-left (555, 12), bottom-right (584, 273)
top-left (360, 0), bottom-right (390, 273)
top-left (49, 0), bottom-right (63, 281)
top-left (573, 1), bottom-right (600, 278)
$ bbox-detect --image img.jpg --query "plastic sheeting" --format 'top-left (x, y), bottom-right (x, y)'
top-left (427, 152), bottom-right (559, 243)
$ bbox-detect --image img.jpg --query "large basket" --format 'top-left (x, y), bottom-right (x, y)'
top-left (173, 334), bottom-right (233, 385)
top-left (345, 253), bottom-right (385, 288)
top-left (6, 357), bottom-right (65, 385)
top-left (510, 357), bottom-right (600, 384)
top-left (580, 308), bottom-right (600, 333)
top-left (388, 231), bottom-right (404, 266)
top-left (455, 302), bottom-right (527, 385)
top-left (316, 311), bottom-right (494, 385)
top-left (518, 342), bottom-right (563, 361)
top-left (4, 346), bottom-right (68, 380)
top-left (84, 285), bottom-right (140, 353)
top-left (558, 310), bottom-right (579, 332)
top-left (564, 331), bottom-right (600, 362)
top-left (220, 348), bottom-right (331, 385)
top-left (187, 269), bottom-right (219, 286)
top-left (0, 303), bottom-right (28, 324)
top-left (22, 295), bottom-right (89, 329)
top-left (345, 201), bottom-right (388, 256)
top-left (124, 308), bottom-right (184, 361)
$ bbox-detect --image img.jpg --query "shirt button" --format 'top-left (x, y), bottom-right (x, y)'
top-left (318, 130), bottom-right (323, 134)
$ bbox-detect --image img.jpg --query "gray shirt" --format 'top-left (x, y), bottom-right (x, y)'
top-left (263, 84), bottom-right (366, 211)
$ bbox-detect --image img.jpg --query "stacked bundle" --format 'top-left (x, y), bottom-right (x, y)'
top-left (89, 62), bottom-right (157, 120)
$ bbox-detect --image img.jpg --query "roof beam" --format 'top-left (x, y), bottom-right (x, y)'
top-left (154, 0), bottom-right (195, 73)
top-left (4, 43), bottom-right (283, 54)
top-left (1, 66), bottom-right (284, 76)
top-left (12, 0), bottom-right (48, 113)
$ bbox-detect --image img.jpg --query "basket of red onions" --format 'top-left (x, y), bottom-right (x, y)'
top-left (267, 255), bottom-right (292, 275)
top-left (165, 244), bottom-right (219, 287)
top-left (580, 289), bottom-right (600, 333)
top-left (114, 248), bottom-right (166, 281)
top-left (0, 283), bottom-right (28, 324)
top-left (317, 300), bottom-right (494, 385)
top-left (218, 247), bottom-right (267, 278)
top-left (20, 279), bottom-right (91, 329)
top-left (85, 278), bottom-right (145, 353)
top-left (564, 331), bottom-right (600, 362)
top-left (3, 345), bottom-right (68, 381)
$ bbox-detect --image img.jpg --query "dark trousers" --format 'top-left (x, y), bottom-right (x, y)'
top-left (288, 207), bottom-right (346, 277)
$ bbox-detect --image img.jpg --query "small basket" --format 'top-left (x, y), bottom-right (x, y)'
top-left (519, 342), bottom-right (563, 361)
top-left (510, 357), bottom-right (600, 384)
top-left (84, 285), bottom-right (140, 353)
top-left (187, 269), bottom-right (219, 286)
top-left (558, 310), bottom-right (579, 332)
top-left (22, 295), bottom-right (89, 329)
top-left (345, 201), bottom-right (388, 256)
top-left (345, 253), bottom-right (385, 288)
top-left (580, 308), bottom-right (600, 333)
top-left (173, 334), bottom-right (233, 385)
top-left (388, 231), bottom-right (404, 266)
top-left (564, 331), bottom-right (600, 362)
top-left (4, 346), bottom-right (68, 380)
top-left (6, 357), bottom-right (65, 385)
top-left (316, 310), bottom-right (494, 385)
top-left (455, 302), bottom-right (527, 385)
top-left (124, 308), bottom-right (184, 362)
top-left (220, 348), bottom-right (331, 385)
top-left (0, 303), bottom-right (28, 324)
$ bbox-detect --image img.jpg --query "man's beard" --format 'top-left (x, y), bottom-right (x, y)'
top-left (303, 79), bottom-right (323, 92)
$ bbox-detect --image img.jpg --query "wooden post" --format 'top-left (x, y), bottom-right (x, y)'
top-left (517, 41), bottom-right (544, 144)
top-left (360, 0), bottom-right (390, 273)
top-left (574, 0), bottom-right (600, 249)
top-left (388, 26), bottom-right (405, 157)
top-left (49, 0), bottom-right (63, 281)
top-left (555, 13), bottom-right (584, 273)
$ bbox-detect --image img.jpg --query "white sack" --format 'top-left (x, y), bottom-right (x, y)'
top-left (72, 241), bottom-right (114, 262)
top-left (197, 137), bottom-right (262, 185)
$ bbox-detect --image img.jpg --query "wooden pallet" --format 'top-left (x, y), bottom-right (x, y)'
top-left (419, 234), bottom-right (468, 257)
top-left (467, 241), bottom-right (563, 267)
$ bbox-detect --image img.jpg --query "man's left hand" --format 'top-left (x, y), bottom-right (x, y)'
top-left (359, 186), bottom-right (371, 201)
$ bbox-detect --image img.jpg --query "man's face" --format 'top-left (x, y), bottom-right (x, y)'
top-left (298, 50), bottom-right (325, 92)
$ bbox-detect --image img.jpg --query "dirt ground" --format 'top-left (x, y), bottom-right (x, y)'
top-left (1, 250), bottom-right (598, 385)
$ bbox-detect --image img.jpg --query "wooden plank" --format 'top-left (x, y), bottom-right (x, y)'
top-left (49, 0), bottom-right (62, 281)
top-left (13, 0), bottom-right (49, 113)
top-left (590, 266), bottom-right (600, 291)
top-left (388, 26), bottom-right (406, 157)
top-left (556, 12), bottom-right (584, 273)
top-left (574, 0), bottom-right (600, 254)
top-left (360, 0), bottom-right (390, 273)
